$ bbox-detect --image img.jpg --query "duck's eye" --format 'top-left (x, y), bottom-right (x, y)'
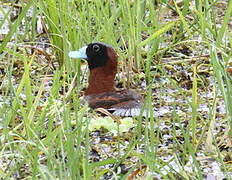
top-left (93, 44), bottom-right (100, 52)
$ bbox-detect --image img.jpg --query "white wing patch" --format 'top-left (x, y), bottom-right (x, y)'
top-left (110, 107), bottom-right (150, 117)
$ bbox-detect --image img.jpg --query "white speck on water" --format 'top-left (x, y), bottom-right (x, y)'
top-left (0, 6), bottom-right (10, 34)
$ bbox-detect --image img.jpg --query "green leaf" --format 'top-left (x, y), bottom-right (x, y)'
top-left (138, 20), bottom-right (179, 47)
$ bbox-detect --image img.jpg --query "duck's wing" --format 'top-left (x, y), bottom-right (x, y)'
top-left (85, 90), bottom-right (146, 117)
top-left (109, 100), bottom-right (142, 117)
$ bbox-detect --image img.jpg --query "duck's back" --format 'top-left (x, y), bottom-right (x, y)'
top-left (84, 90), bottom-right (144, 116)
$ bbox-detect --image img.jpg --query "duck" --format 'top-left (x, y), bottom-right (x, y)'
top-left (69, 42), bottom-right (146, 117)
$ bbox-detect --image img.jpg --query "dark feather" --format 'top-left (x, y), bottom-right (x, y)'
top-left (84, 90), bottom-right (145, 116)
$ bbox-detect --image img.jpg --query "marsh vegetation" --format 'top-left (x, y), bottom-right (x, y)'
top-left (0, 0), bottom-right (232, 179)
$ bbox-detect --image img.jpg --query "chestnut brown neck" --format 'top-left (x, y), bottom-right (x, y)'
top-left (85, 48), bottom-right (118, 95)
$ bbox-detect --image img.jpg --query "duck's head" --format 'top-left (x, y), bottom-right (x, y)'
top-left (69, 42), bottom-right (118, 70)
top-left (69, 42), bottom-right (118, 95)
